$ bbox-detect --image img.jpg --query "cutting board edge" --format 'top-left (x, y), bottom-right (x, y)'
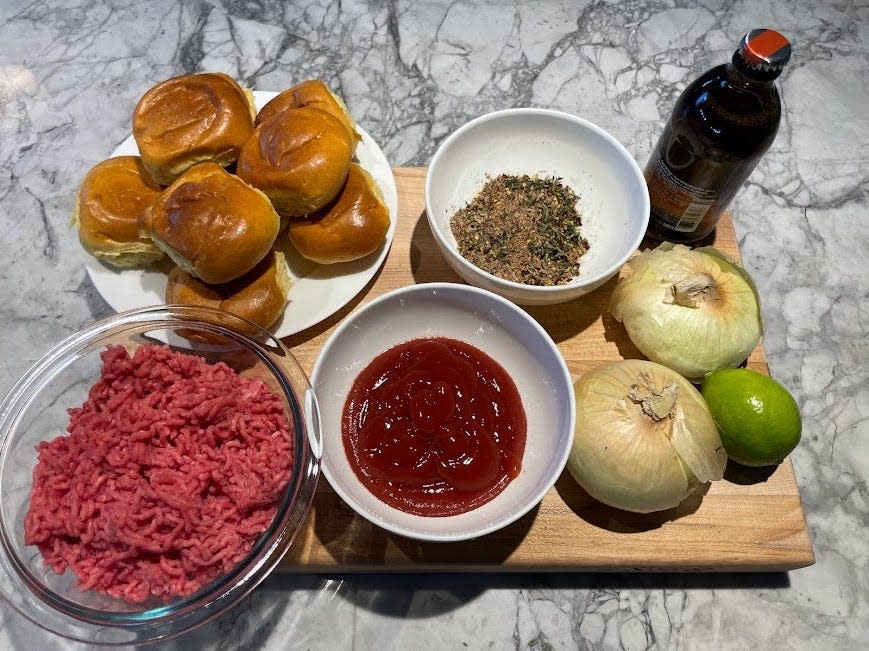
top-left (279, 554), bottom-right (817, 574)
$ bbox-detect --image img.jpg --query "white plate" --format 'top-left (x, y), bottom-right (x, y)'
top-left (311, 283), bottom-right (575, 542)
top-left (84, 91), bottom-right (398, 338)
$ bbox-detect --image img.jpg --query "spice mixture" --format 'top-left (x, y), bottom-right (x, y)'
top-left (449, 174), bottom-right (590, 285)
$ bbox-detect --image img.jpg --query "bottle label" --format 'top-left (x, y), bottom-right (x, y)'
top-left (647, 157), bottom-right (716, 233)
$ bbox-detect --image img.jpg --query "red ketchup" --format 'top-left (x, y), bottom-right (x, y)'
top-left (342, 337), bottom-right (527, 516)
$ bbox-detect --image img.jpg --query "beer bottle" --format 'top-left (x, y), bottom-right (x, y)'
top-left (645, 29), bottom-right (791, 242)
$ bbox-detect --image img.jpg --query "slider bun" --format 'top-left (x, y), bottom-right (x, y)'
top-left (165, 249), bottom-right (292, 334)
top-left (287, 163), bottom-right (390, 264)
top-left (132, 72), bottom-right (255, 185)
top-left (139, 162), bottom-right (280, 284)
top-left (236, 107), bottom-right (352, 218)
top-left (72, 156), bottom-right (165, 268)
top-left (256, 80), bottom-right (361, 153)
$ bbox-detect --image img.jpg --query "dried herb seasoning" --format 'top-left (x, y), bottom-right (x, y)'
top-left (449, 174), bottom-right (590, 286)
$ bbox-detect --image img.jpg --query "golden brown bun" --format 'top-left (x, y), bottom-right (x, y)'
top-left (165, 250), bottom-right (291, 333)
top-left (72, 156), bottom-right (165, 267)
top-left (236, 107), bottom-right (352, 218)
top-left (132, 73), bottom-right (255, 185)
top-left (287, 163), bottom-right (390, 264)
top-left (139, 162), bottom-right (280, 284)
top-left (256, 80), bottom-right (361, 153)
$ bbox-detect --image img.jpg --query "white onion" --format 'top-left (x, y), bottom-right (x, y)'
top-left (567, 359), bottom-right (726, 514)
top-left (610, 243), bottom-right (762, 382)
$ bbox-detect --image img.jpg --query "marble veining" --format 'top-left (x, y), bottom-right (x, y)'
top-left (1, 0), bottom-right (868, 649)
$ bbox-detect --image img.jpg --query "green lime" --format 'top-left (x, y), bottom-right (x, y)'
top-left (701, 368), bottom-right (802, 467)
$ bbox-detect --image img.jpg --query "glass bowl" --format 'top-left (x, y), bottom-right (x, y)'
top-left (0, 305), bottom-right (321, 645)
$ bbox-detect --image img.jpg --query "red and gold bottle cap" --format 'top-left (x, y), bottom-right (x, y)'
top-left (738, 29), bottom-right (791, 73)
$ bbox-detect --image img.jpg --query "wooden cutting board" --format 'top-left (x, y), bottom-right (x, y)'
top-left (277, 167), bottom-right (815, 572)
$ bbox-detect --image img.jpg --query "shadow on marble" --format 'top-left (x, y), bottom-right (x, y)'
top-left (70, 568), bottom-right (789, 650)
top-left (76, 274), bottom-right (115, 322)
top-left (314, 569), bottom-right (790, 620)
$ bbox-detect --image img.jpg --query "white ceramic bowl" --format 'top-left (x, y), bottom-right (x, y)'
top-left (311, 283), bottom-right (575, 542)
top-left (425, 108), bottom-right (649, 305)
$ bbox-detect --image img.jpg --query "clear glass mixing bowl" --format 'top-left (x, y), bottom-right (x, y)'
top-left (0, 305), bottom-right (321, 645)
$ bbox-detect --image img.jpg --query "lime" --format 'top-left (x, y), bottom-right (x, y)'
top-left (700, 368), bottom-right (802, 467)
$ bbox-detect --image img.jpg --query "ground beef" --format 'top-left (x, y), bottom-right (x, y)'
top-left (23, 344), bottom-right (294, 604)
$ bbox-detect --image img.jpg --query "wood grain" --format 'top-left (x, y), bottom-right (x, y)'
top-left (277, 167), bottom-right (814, 573)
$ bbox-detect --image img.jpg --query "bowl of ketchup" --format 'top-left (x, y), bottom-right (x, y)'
top-left (311, 282), bottom-right (575, 542)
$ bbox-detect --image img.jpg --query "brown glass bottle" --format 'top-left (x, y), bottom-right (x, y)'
top-left (645, 29), bottom-right (791, 242)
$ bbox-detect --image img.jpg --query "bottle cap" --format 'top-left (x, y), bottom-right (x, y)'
top-left (736, 29), bottom-right (791, 79)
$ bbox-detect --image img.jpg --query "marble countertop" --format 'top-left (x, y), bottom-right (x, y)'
top-left (1, 1), bottom-right (867, 649)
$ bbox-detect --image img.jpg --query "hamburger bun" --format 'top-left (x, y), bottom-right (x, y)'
top-left (139, 162), bottom-right (280, 284)
top-left (132, 72), bottom-right (256, 185)
top-left (236, 106), bottom-right (352, 218)
top-left (72, 156), bottom-right (165, 268)
top-left (165, 249), bottom-right (292, 333)
top-left (256, 79), bottom-right (361, 153)
top-left (287, 163), bottom-right (390, 264)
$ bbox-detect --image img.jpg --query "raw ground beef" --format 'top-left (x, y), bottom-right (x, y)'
top-left (24, 344), bottom-right (295, 604)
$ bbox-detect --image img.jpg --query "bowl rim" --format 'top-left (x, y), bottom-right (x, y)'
top-left (0, 305), bottom-right (321, 644)
top-left (312, 281), bottom-right (576, 542)
top-left (424, 107), bottom-right (650, 294)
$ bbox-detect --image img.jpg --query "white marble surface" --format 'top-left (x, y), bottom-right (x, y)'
top-left (1, 0), bottom-right (867, 649)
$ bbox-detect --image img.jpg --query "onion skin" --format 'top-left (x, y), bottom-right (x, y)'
top-left (610, 243), bottom-right (762, 382)
top-left (567, 360), bottom-right (726, 514)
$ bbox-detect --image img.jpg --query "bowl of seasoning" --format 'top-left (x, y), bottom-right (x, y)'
top-left (0, 305), bottom-right (321, 645)
top-left (311, 283), bottom-right (575, 542)
top-left (425, 108), bottom-right (649, 306)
